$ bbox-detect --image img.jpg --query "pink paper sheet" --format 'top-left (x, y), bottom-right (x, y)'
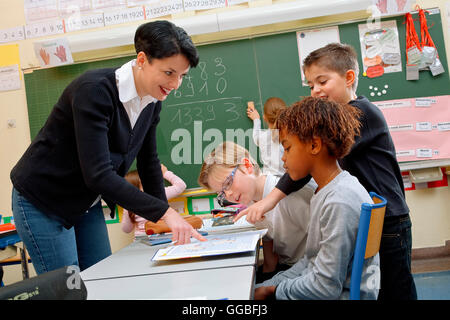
top-left (373, 95), bottom-right (450, 162)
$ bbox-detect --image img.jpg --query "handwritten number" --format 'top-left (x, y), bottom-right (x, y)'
top-left (205, 105), bottom-right (215, 122)
top-left (225, 103), bottom-right (239, 122)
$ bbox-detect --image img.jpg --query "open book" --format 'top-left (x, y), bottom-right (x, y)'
top-left (151, 230), bottom-right (266, 261)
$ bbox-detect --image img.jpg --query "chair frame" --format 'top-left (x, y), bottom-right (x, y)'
top-left (349, 192), bottom-right (387, 300)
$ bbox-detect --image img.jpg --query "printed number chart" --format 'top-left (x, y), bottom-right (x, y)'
top-left (374, 95), bottom-right (450, 162)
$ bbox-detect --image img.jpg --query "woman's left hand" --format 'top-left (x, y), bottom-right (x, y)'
top-left (161, 208), bottom-right (207, 245)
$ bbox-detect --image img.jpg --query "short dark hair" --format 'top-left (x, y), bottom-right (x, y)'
top-left (303, 43), bottom-right (359, 91)
top-left (134, 20), bottom-right (199, 68)
top-left (275, 97), bottom-right (362, 159)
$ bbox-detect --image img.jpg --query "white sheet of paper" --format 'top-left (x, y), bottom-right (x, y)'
top-left (0, 64), bottom-right (21, 92)
top-left (370, 0), bottom-right (414, 16)
top-left (33, 37), bottom-right (74, 68)
top-left (296, 26), bottom-right (340, 86)
top-left (358, 20), bottom-right (402, 74)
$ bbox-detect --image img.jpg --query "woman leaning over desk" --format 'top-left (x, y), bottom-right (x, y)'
top-left (10, 20), bottom-right (205, 275)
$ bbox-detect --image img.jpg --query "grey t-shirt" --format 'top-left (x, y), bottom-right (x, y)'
top-left (257, 170), bottom-right (379, 300)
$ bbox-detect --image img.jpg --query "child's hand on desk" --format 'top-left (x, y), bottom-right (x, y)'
top-left (161, 208), bottom-right (207, 245)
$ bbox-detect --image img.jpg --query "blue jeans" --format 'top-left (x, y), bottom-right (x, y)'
top-left (378, 214), bottom-right (417, 300)
top-left (12, 188), bottom-right (111, 275)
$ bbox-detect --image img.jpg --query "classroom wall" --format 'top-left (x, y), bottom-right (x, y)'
top-left (1, 0), bottom-right (449, 285)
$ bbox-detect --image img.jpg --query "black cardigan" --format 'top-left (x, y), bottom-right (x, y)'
top-left (11, 68), bottom-right (169, 228)
top-left (276, 96), bottom-right (409, 218)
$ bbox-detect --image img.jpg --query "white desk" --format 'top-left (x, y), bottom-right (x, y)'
top-left (84, 265), bottom-right (255, 300)
top-left (81, 239), bottom-right (258, 281)
top-left (80, 232), bottom-right (261, 300)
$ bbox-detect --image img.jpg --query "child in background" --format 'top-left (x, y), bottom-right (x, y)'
top-left (198, 141), bottom-right (316, 282)
top-left (122, 164), bottom-right (187, 239)
top-left (255, 96), bottom-right (378, 300)
top-left (237, 43), bottom-right (416, 300)
top-left (247, 98), bottom-right (286, 177)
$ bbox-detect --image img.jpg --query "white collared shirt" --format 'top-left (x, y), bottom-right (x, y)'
top-left (115, 59), bottom-right (158, 129)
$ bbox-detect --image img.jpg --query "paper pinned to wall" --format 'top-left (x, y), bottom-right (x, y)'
top-left (0, 44), bottom-right (21, 91)
top-left (296, 26), bottom-right (340, 86)
top-left (0, 43), bottom-right (21, 69)
top-left (374, 95), bottom-right (450, 162)
top-left (0, 65), bottom-right (21, 92)
top-left (358, 20), bottom-right (402, 75)
top-left (370, 0), bottom-right (415, 16)
top-left (33, 37), bottom-right (74, 68)
top-left (24, 0), bottom-right (59, 24)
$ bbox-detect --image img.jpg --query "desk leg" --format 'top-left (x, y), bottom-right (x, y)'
top-left (19, 246), bottom-right (29, 279)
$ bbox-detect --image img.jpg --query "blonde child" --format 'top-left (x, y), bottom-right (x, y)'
top-left (247, 98), bottom-right (286, 176)
top-left (254, 96), bottom-right (379, 300)
top-left (198, 141), bottom-right (316, 281)
top-left (122, 164), bottom-right (187, 239)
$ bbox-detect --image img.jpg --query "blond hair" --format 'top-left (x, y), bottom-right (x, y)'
top-left (198, 141), bottom-right (260, 189)
top-left (263, 97), bottom-right (287, 124)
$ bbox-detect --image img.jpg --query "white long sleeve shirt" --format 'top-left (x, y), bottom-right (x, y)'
top-left (252, 119), bottom-right (285, 176)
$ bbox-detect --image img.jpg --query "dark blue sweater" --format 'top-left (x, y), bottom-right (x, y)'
top-left (11, 68), bottom-right (169, 228)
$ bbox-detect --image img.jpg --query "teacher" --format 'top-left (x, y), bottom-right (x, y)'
top-left (10, 20), bottom-right (205, 275)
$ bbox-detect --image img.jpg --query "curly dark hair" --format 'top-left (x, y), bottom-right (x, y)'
top-left (275, 97), bottom-right (362, 159)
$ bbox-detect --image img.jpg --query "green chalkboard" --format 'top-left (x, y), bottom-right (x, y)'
top-left (156, 39), bottom-right (260, 187)
top-left (24, 9), bottom-right (449, 188)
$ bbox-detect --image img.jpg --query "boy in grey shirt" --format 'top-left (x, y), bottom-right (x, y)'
top-left (256, 171), bottom-right (378, 299)
top-left (253, 97), bottom-right (379, 300)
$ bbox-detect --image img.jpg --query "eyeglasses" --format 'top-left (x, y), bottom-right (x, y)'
top-left (216, 166), bottom-right (238, 205)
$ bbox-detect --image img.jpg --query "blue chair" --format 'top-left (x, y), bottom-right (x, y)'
top-left (350, 192), bottom-right (387, 300)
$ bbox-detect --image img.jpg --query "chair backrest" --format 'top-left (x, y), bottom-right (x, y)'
top-left (349, 192), bottom-right (387, 300)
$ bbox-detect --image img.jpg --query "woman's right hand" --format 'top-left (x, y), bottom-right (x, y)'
top-left (233, 188), bottom-right (286, 224)
top-left (161, 208), bottom-right (206, 245)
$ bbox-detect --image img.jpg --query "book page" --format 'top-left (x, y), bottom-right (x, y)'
top-left (151, 231), bottom-right (263, 261)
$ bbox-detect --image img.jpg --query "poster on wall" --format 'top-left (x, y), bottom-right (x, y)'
top-left (33, 37), bottom-right (74, 68)
top-left (0, 44), bottom-right (21, 92)
top-left (24, 0), bottom-right (59, 24)
top-left (369, 0), bottom-right (415, 16)
top-left (374, 95), bottom-right (450, 162)
top-left (358, 20), bottom-right (402, 78)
